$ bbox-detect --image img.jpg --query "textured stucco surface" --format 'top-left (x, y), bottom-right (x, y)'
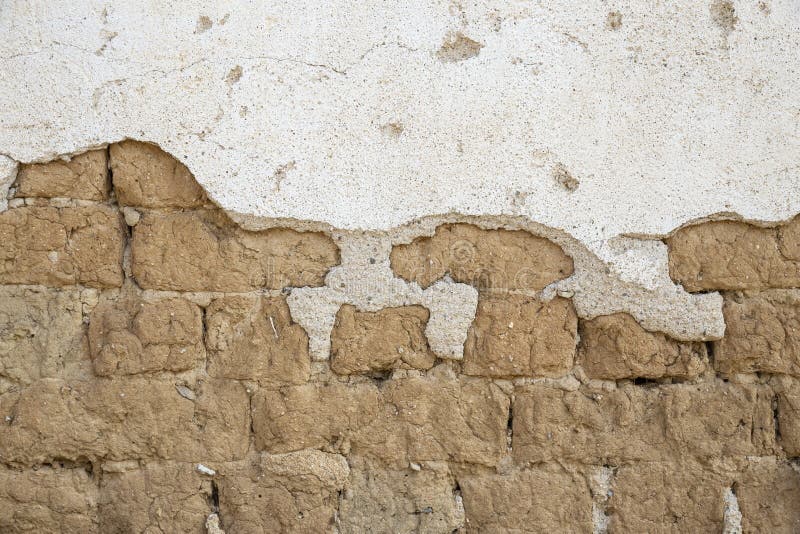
top-left (1, 0), bottom-right (798, 339)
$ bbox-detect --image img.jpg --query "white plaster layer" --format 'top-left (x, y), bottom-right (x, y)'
top-left (2, 1), bottom-right (797, 240)
top-left (1, 0), bottom-right (796, 340)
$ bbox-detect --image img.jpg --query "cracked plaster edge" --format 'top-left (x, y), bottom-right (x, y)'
top-left (0, 145), bottom-right (757, 362)
top-left (286, 212), bottom-right (725, 361)
top-left (0, 155), bottom-right (18, 212)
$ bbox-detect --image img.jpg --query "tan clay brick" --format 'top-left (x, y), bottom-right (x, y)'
top-left (206, 295), bottom-right (310, 384)
top-left (0, 378), bottom-right (249, 465)
top-left (217, 450), bottom-right (348, 533)
top-left (667, 219), bottom-right (800, 291)
top-left (774, 378), bottom-right (800, 456)
top-left (15, 149), bottom-right (109, 201)
top-left (131, 209), bottom-right (339, 291)
top-left (109, 140), bottom-right (207, 208)
top-left (512, 383), bottom-right (774, 464)
top-left (0, 287), bottom-right (89, 387)
top-left (0, 205), bottom-right (125, 288)
top-left (737, 459), bottom-right (800, 534)
top-left (608, 462), bottom-right (731, 533)
top-left (88, 294), bottom-right (204, 376)
top-left (579, 313), bottom-right (706, 380)
top-left (715, 290), bottom-right (800, 376)
top-left (252, 373), bottom-right (509, 467)
top-left (338, 457), bottom-right (463, 533)
top-left (459, 465), bottom-right (593, 533)
top-left (330, 304), bottom-right (435, 375)
top-left (464, 294), bottom-right (576, 378)
top-left (0, 465), bottom-right (98, 533)
top-left (99, 462), bottom-right (211, 533)
top-left (390, 223), bottom-right (573, 291)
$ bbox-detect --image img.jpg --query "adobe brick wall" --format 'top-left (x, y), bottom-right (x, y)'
top-left (1, 143), bottom-right (799, 533)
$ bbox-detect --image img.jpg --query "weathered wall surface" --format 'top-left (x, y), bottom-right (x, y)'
top-left (2, 0), bottom-right (800, 339)
top-left (1, 144), bottom-right (799, 533)
top-left (2, 1), bottom-right (800, 532)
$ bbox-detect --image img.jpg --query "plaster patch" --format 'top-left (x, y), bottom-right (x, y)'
top-left (590, 466), bottom-right (615, 534)
top-left (722, 486), bottom-right (743, 534)
top-left (288, 233), bottom-right (478, 361)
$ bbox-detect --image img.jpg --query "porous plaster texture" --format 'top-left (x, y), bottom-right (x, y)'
top-left (2, 0), bottom-right (799, 343)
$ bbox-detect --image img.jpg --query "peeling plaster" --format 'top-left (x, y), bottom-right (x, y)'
top-left (0, 156), bottom-right (17, 212)
top-left (2, 0), bottom-right (798, 340)
top-left (288, 233), bottom-right (479, 361)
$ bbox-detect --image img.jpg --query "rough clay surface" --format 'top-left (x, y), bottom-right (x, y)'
top-left (205, 295), bottom-right (311, 384)
top-left (330, 304), bottom-right (435, 375)
top-left (339, 457), bottom-right (464, 533)
top-left (716, 290), bottom-right (800, 376)
top-left (579, 312), bottom-right (707, 380)
top-left (0, 377), bottom-right (250, 465)
top-left (132, 209), bottom-right (339, 292)
top-left (0, 205), bottom-right (125, 288)
top-left (459, 465), bottom-right (594, 532)
top-left (0, 466), bottom-right (97, 533)
top-left (2, 113), bottom-right (800, 531)
top-left (512, 382), bottom-right (775, 464)
top-left (217, 450), bottom-right (349, 533)
top-left (4, 0), bottom-right (799, 339)
top-left (98, 462), bottom-right (212, 533)
top-left (252, 372), bottom-right (510, 468)
top-left (110, 141), bottom-right (208, 209)
top-left (390, 223), bottom-right (574, 290)
top-left (15, 149), bottom-right (109, 201)
top-left (0, 286), bottom-right (89, 391)
top-left (668, 218), bottom-right (800, 292)
top-left (88, 293), bottom-right (205, 376)
top-left (464, 294), bottom-right (577, 378)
